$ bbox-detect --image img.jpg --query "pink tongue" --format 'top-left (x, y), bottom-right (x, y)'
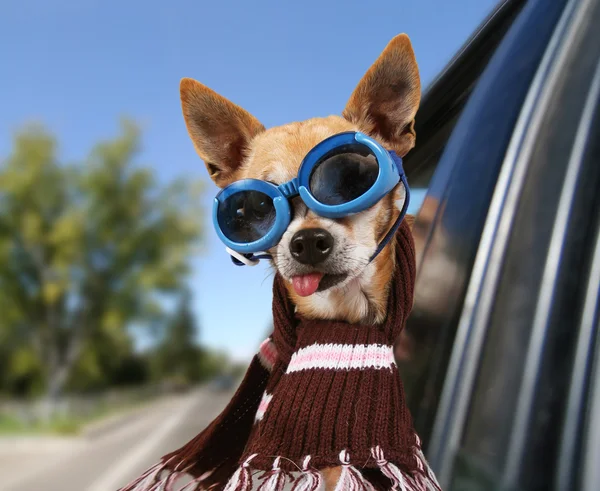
top-left (292, 273), bottom-right (323, 297)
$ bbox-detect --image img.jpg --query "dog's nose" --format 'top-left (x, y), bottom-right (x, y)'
top-left (290, 228), bottom-right (334, 265)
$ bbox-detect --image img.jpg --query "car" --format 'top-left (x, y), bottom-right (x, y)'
top-left (399, 0), bottom-right (600, 489)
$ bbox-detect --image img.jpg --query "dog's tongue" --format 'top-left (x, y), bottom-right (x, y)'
top-left (292, 273), bottom-right (323, 297)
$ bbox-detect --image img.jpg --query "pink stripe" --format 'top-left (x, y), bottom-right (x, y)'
top-left (258, 338), bottom-right (278, 370)
top-left (257, 398), bottom-right (270, 414)
top-left (286, 343), bottom-right (395, 373)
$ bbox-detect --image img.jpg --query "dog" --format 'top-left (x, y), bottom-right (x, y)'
top-left (180, 33), bottom-right (421, 490)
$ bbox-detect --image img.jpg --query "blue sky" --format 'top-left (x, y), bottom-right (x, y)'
top-left (0, 0), bottom-right (499, 361)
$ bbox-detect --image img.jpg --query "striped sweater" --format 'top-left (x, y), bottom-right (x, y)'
top-left (119, 221), bottom-right (442, 491)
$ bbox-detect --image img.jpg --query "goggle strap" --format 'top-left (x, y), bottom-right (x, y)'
top-left (226, 247), bottom-right (272, 266)
top-left (368, 174), bottom-right (411, 263)
top-left (389, 150), bottom-right (404, 175)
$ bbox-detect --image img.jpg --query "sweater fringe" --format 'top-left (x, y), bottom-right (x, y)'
top-left (119, 434), bottom-right (440, 491)
top-left (119, 446), bottom-right (440, 491)
top-left (334, 450), bottom-right (376, 491)
top-left (290, 456), bottom-right (322, 491)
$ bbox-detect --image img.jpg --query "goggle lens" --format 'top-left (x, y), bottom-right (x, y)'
top-left (217, 190), bottom-right (276, 243)
top-left (308, 143), bottom-right (379, 206)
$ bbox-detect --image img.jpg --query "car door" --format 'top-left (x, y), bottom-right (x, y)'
top-left (398, 0), bottom-right (600, 488)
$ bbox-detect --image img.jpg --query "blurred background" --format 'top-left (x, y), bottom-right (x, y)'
top-left (0, 0), bottom-right (499, 489)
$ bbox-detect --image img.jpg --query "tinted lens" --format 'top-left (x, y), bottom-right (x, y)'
top-left (217, 190), bottom-right (276, 243)
top-left (309, 143), bottom-right (379, 205)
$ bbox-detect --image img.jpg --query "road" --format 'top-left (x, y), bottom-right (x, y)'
top-left (0, 387), bottom-right (234, 491)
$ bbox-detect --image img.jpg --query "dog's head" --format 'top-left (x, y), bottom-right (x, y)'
top-left (180, 34), bottom-right (420, 324)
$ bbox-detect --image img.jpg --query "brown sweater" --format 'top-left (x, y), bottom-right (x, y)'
top-left (119, 221), bottom-right (442, 491)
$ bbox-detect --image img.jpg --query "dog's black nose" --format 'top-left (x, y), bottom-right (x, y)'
top-left (290, 228), bottom-right (334, 265)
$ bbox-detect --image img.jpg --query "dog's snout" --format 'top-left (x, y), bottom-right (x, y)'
top-left (290, 228), bottom-right (334, 265)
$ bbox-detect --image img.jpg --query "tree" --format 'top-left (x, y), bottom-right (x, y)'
top-left (0, 120), bottom-right (202, 402)
top-left (153, 289), bottom-right (203, 383)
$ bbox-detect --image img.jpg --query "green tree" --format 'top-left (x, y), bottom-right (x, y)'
top-left (197, 348), bottom-right (231, 381)
top-left (153, 289), bottom-right (203, 383)
top-left (0, 121), bottom-right (202, 401)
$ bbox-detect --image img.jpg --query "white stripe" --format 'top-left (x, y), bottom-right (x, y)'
top-left (286, 343), bottom-right (395, 373)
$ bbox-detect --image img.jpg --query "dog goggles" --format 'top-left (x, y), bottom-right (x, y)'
top-left (213, 131), bottom-right (410, 266)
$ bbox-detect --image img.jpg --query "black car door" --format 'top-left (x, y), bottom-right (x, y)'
top-left (400, 0), bottom-right (600, 489)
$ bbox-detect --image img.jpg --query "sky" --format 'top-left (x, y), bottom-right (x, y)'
top-left (0, 0), bottom-right (500, 361)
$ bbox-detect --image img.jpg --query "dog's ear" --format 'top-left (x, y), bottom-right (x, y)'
top-left (180, 78), bottom-right (265, 188)
top-left (343, 34), bottom-right (421, 157)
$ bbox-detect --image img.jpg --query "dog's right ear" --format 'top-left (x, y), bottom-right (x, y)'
top-left (180, 78), bottom-right (265, 188)
top-left (343, 34), bottom-right (421, 157)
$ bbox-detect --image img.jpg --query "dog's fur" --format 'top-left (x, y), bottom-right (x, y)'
top-left (180, 33), bottom-right (421, 489)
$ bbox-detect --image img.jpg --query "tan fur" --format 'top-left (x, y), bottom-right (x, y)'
top-left (403, 213), bottom-right (416, 231)
top-left (180, 33), bottom-right (420, 326)
top-left (240, 116), bottom-right (358, 183)
top-left (321, 466), bottom-right (343, 490)
top-left (180, 34), bottom-right (421, 486)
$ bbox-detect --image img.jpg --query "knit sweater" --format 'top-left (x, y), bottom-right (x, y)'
top-left (119, 221), bottom-right (442, 491)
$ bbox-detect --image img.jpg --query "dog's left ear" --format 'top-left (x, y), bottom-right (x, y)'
top-left (180, 78), bottom-right (265, 188)
top-left (343, 34), bottom-right (421, 157)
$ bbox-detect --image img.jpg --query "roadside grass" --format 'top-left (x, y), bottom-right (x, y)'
top-left (0, 413), bottom-right (81, 435)
top-left (0, 397), bottom-right (153, 436)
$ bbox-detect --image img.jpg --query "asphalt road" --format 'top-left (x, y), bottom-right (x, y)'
top-left (0, 387), bottom-right (234, 491)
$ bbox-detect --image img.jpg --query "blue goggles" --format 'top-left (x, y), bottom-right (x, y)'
top-left (213, 131), bottom-right (410, 266)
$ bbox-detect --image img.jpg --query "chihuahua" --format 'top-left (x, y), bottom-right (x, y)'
top-left (180, 33), bottom-right (420, 490)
